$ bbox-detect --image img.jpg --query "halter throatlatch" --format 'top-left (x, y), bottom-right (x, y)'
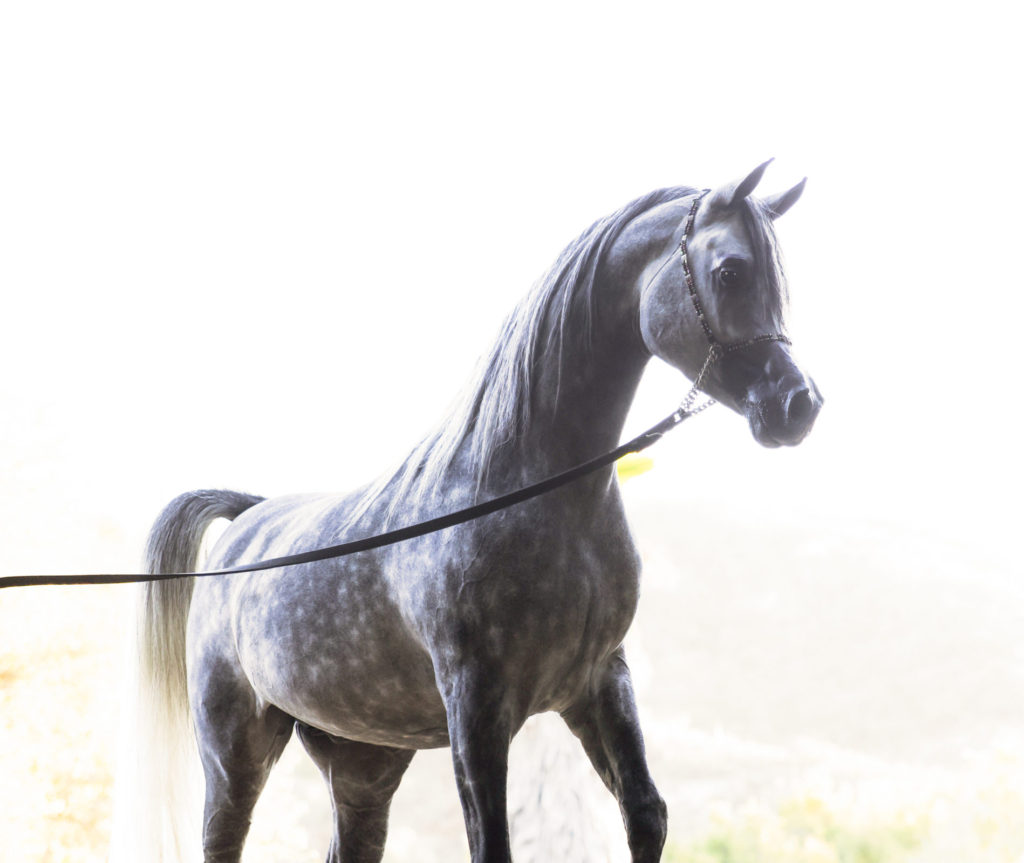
top-left (670, 190), bottom-right (792, 422)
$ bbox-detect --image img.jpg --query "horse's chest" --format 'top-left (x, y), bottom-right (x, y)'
top-left (538, 536), bottom-right (640, 644)
top-left (509, 532), bottom-right (639, 633)
top-left (418, 506), bottom-right (642, 703)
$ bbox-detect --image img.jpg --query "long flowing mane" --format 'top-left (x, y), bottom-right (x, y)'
top-left (351, 185), bottom-right (699, 525)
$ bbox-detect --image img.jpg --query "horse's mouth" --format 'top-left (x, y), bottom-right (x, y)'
top-left (748, 411), bottom-right (809, 447)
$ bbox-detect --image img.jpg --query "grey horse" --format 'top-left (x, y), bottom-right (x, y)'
top-left (133, 161), bottom-right (821, 863)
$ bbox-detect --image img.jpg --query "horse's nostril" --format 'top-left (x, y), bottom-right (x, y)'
top-left (787, 388), bottom-right (814, 424)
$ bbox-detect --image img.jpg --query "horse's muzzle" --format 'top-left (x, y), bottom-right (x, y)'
top-left (745, 377), bottom-right (823, 448)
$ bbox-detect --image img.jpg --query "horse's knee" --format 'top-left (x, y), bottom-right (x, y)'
top-left (625, 789), bottom-right (667, 861)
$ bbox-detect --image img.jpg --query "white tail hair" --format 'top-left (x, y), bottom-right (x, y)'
top-left (109, 490), bottom-right (263, 863)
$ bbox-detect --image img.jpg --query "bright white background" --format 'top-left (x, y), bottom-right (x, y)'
top-left (2, 0), bottom-right (1020, 574)
top-left (2, 2), bottom-right (1022, 860)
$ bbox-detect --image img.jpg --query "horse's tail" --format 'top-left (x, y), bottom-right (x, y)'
top-left (110, 489), bottom-right (264, 863)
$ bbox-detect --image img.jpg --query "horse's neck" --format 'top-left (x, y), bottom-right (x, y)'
top-left (486, 202), bottom-right (684, 482)
top-left (445, 198), bottom-right (687, 496)
top-left (514, 328), bottom-right (648, 475)
top-left (467, 297), bottom-right (649, 494)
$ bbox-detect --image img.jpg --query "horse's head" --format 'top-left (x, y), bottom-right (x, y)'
top-left (639, 161), bottom-right (822, 447)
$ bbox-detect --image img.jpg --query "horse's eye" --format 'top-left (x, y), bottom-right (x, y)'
top-left (719, 267), bottom-right (741, 287)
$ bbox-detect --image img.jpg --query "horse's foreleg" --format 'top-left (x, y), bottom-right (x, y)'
top-left (562, 648), bottom-right (667, 863)
top-left (295, 724), bottom-right (414, 863)
top-left (442, 668), bottom-right (514, 863)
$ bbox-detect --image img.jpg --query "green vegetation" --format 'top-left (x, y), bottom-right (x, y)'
top-left (666, 784), bottom-right (1024, 863)
top-left (666, 796), bottom-right (924, 862)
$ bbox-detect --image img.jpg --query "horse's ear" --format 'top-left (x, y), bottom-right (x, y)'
top-left (763, 177), bottom-right (807, 219)
top-left (706, 159), bottom-right (774, 211)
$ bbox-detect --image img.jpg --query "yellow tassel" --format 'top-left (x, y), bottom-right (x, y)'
top-left (616, 453), bottom-right (654, 482)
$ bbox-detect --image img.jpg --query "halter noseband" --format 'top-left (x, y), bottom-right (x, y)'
top-left (672, 190), bottom-right (792, 417)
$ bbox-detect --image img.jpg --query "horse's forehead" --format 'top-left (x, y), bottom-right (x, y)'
top-left (692, 209), bottom-right (751, 259)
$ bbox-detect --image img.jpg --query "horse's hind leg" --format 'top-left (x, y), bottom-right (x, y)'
top-left (192, 682), bottom-right (295, 862)
top-left (562, 648), bottom-right (667, 863)
top-left (295, 724), bottom-right (415, 863)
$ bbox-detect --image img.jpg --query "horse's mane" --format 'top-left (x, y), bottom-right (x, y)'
top-left (349, 184), bottom-right (700, 525)
top-left (347, 186), bottom-right (793, 527)
top-left (435, 185), bottom-right (702, 477)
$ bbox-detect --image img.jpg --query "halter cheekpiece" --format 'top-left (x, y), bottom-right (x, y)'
top-left (671, 190), bottom-right (792, 419)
